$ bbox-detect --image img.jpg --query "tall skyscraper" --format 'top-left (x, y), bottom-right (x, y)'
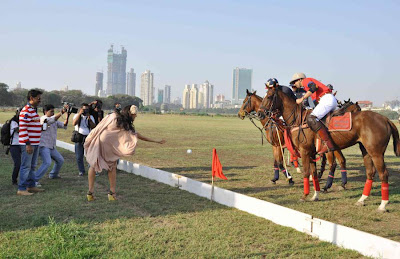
top-left (107, 45), bottom-right (127, 95)
top-left (199, 80), bottom-right (214, 108)
top-left (95, 72), bottom-right (103, 96)
top-left (16, 82), bottom-right (22, 89)
top-left (164, 85), bottom-right (171, 104)
top-left (158, 89), bottom-right (164, 103)
top-left (232, 67), bottom-right (252, 104)
top-left (182, 85), bottom-right (191, 109)
top-left (190, 84), bottom-right (199, 109)
top-left (140, 70), bottom-right (154, 106)
top-left (126, 68), bottom-right (136, 96)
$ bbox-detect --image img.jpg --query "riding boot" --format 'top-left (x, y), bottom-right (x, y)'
top-left (317, 126), bottom-right (336, 154)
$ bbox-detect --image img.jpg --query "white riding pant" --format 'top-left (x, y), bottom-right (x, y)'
top-left (310, 93), bottom-right (337, 120)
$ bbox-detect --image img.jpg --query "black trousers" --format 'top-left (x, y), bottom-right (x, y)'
top-left (10, 145), bottom-right (22, 183)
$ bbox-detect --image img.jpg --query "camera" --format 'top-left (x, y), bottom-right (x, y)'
top-left (62, 102), bottom-right (78, 114)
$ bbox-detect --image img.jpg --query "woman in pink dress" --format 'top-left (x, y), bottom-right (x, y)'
top-left (84, 105), bottom-right (166, 201)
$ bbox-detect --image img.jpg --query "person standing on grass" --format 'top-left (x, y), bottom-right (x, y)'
top-left (9, 108), bottom-right (22, 185)
top-left (84, 105), bottom-right (166, 201)
top-left (73, 103), bottom-right (96, 177)
top-left (17, 89), bottom-right (44, 196)
top-left (35, 104), bottom-right (70, 185)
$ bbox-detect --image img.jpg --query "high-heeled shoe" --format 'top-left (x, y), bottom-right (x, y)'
top-left (87, 191), bottom-right (95, 201)
top-left (108, 191), bottom-right (117, 201)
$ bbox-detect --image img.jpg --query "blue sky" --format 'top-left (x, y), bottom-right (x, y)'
top-left (1, 0), bottom-right (399, 105)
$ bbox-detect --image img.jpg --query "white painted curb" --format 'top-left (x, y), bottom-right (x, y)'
top-left (0, 126), bottom-right (397, 259)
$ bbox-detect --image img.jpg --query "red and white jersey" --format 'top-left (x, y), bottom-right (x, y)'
top-left (19, 104), bottom-right (41, 145)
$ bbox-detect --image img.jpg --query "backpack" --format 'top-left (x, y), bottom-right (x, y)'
top-left (1, 118), bottom-right (15, 146)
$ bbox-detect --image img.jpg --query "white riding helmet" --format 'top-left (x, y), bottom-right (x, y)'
top-left (290, 72), bottom-right (306, 85)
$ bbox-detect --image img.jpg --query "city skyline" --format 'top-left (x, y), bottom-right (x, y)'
top-left (107, 45), bottom-right (127, 96)
top-left (1, 1), bottom-right (400, 106)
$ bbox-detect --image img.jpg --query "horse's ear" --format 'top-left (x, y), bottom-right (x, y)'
top-left (356, 102), bottom-right (358, 105)
top-left (246, 89), bottom-right (250, 95)
top-left (253, 90), bottom-right (257, 95)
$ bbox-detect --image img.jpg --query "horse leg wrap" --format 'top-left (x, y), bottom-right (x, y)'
top-left (293, 160), bottom-right (299, 168)
top-left (303, 178), bottom-right (310, 195)
top-left (362, 179), bottom-right (373, 196)
top-left (381, 182), bottom-right (389, 201)
top-left (312, 177), bottom-right (321, 192)
top-left (281, 169), bottom-right (292, 179)
top-left (273, 168), bottom-right (279, 180)
top-left (324, 171), bottom-right (335, 190)
top-left (341, 170), bottom-right (347, 185)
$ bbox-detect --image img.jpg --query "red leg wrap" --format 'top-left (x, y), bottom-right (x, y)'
top-left (362, 179), bottom-right (373, 196)
top-left (303, 178), bottom-right (310, 195)
top-left (312, 177), bottom-right (321, 191)
top-left (381, 182), bottom-right (389, 201)
top-left (293, 160), bottom-right (299, 168)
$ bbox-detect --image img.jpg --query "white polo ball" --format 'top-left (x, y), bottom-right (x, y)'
top-left (187, 149), bottom-right (192, 154)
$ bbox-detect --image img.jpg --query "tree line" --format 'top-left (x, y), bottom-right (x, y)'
top-left (0, 83), bottom-right (143, 110)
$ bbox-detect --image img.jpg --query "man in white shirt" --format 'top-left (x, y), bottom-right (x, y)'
top-left (73, 103), bottom-right (96, 176)
top-left (35, 104), bottom-right (69, 184)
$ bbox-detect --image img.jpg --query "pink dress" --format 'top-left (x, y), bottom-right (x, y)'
top-left (84, 113), bottom-right (137, 171)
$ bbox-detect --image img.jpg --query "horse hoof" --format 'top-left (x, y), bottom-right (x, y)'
top-left (377, 208), bottom-right (387, 213)
top-left (355, 201), bottom-right (365, 207)
top-left (270, 179), bottom-right (277, 184)
top-left (340, 184), bottom-right (347, 190)
top-left (322, 188), bottom-right (328, 193)
top-left (310, 197), bottom-right (319, 202)
top-left (288, 179), bottom-right (295, 186)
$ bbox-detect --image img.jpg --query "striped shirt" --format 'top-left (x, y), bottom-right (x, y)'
top-left (19, 104), bottom-right (42, 145)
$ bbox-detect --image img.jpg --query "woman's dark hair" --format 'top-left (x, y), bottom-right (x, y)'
top-left (81, 103), bottom-right (89, 107)
top-left (116, 105), bottom-right (135, 132)
top-left (27, 89), bottom-right (43, 101)
top-left (43, 104), bottom-right (55, 114)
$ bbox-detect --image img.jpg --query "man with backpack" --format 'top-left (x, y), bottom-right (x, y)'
top-left (1, 108), bottom-right (22, 185)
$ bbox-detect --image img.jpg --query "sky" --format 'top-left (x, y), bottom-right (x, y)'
top-left (1, 0), bottom-right (399, 106)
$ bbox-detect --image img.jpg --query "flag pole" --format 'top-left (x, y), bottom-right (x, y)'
top-left (211, 175), bottom-right (214, 201)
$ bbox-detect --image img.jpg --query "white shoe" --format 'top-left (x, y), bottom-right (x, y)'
top-left (35, 182), bottom-right (42, 187)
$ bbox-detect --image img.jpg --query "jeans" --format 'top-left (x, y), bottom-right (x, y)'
top-left (36, 146), bottom-right (64, 180)
top-left (10, 145), bottom-right (21, 183)
top-left (18, 145), bottom-right (39, 191)
top-left (75, 142), bottom-right (86, 174)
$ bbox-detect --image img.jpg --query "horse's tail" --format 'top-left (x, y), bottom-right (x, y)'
top-left (388, 120), bottom-right (400, 157)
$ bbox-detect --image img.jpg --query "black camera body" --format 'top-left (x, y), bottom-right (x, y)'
top-left (62, 102), bottom-right (78, 114)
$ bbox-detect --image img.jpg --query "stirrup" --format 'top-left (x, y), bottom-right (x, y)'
top-left (87, 191), bottom-right (95, 202)
top-left (108, 191), bottom-right (117, 201)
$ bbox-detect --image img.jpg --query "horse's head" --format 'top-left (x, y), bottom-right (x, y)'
top-left (341, 99), bottom-right (362, 113)
top-left (238, 89), bottom-right (258, 119)
top-left (257, 84), bottom-right (283, 120)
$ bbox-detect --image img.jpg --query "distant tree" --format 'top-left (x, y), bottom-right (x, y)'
top-left (42, 91), bottom-right (62, 107)
top-left (0, 83), bottom-right (13, 106)
top-left (11, 88), bottom-right (29, 107)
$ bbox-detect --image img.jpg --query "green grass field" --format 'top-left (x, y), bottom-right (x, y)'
top-left (1, 110), bottom-right (399, 257)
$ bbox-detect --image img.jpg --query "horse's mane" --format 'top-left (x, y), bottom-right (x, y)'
top-left (276, 85), bottom-right (297, 101)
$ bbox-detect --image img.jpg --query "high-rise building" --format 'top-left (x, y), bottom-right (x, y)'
top-left (158, 89), bottom-right (164, 103)
top-left (140, 70), bottom-right (154, 106)
top-left (164, 85), bottom-right (171, 104)
top-left (15, 82), bottom-right (22, 89)
top-left (199, 80), bottom-right (214, 108)
top-left (126, 68), bottom-right (136, 96)
top-left (182, 85), bottom-right (191, 109)
top-left (107, 45), bottom-right (127, 95)
top-left (190, 84), bottom-right (199, 109)
top-left (215, 94), bottom-right (225, 102)
top-left (232, 67), bottom-right (252, 104)
top-left (95, 72), bottom-right (103, 96)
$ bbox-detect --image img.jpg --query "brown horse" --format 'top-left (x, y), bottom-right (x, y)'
top-left (238, 90), bottom-right (296, 185)
top-left (258, 85), bottom-right (400, 212)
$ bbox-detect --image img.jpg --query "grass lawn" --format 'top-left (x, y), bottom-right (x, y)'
top-left (1, 110), bottom-right (398, 257)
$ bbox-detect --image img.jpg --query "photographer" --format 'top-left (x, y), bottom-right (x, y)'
top-left (35, 104), bottom-right (69, 185)
top-left (89, 100), bottom-right (104, 125)
top-left (73, 103), bottom-right (96, 176)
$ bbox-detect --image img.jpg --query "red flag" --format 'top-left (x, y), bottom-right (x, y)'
top-left (212, 148), bottom-right (227, 180)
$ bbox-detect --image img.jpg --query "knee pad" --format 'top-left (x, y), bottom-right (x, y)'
top-left (307, 115), bottom-right (323, 132)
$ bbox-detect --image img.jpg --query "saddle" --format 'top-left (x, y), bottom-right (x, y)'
top-left (321, 111), bottom-right (352, 132)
